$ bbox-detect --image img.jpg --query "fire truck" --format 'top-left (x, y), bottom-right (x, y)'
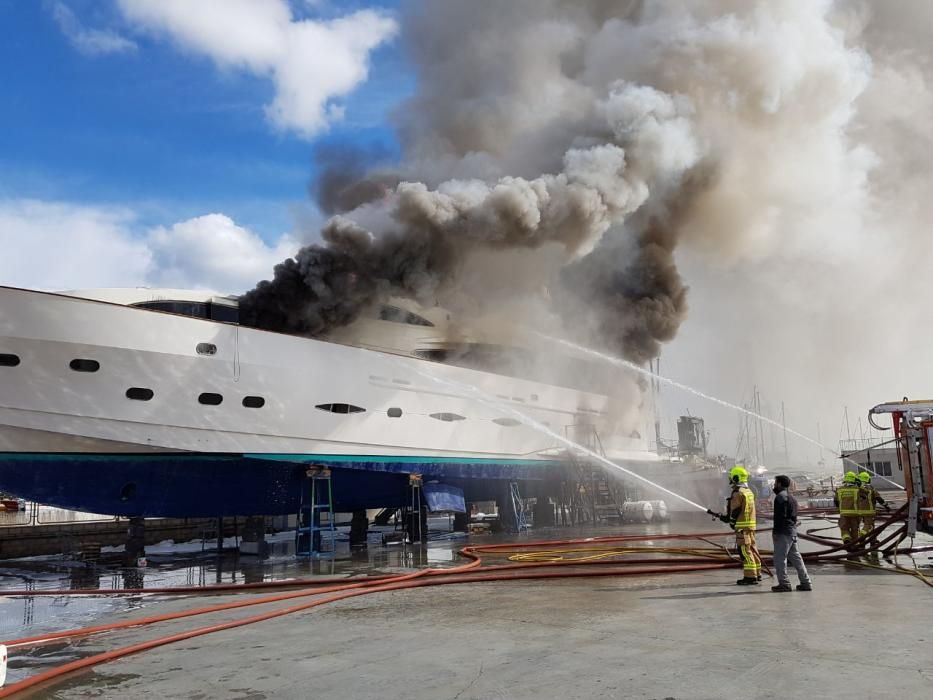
top-left (869, 400), bottom-right (933, 534)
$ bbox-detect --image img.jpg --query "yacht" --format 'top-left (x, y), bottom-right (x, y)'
top-left (0, 285), bottom-right (668, 517)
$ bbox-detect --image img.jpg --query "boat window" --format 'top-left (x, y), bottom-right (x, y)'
top-left (209, 304), bottom-right (239, 323)
top-left (243, 396), bottom-right (265, 409)
top-left (415, 342), bottom-right (613, 394)
top-left (379, 305), bottom-right (434, 327)
top-left (429, 412), bottom-right (466, 422)
top-left (126, 387), bottom-right (154, 401)
top-left (133, 300), bottom-right (238, 323)
top-left (387, 407), bottom-right (403, 418)
top-left (69, 359), bottom-right (100, 373)
top-left (316, 403), bottom-right (366, 414)
top-left (196, 343), bottom-right (217, 356)
top-left (493, 418), bottom-right (521, 427)
top-left (414, 349), bottom-right (449, 362)
top-left (0, 353), bottom-right (21, 367)
top-left (199, 392), bottom-right (223, 406)
top-left (135, 300), bottom-right (210, 319)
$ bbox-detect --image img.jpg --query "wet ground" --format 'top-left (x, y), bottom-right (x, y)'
top-left (2, 513), bottom-right (932, 698)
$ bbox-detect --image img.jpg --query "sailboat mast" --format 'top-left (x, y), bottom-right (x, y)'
top-left (755, 388), bottom-right (766, 465)
top-left (781, 401), bottom-right (790, 468)
top-left (652, 358), bottom-right (662, 455)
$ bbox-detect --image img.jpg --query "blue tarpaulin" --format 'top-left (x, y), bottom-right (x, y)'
top-left (423, 482), bottom-right (466, 513)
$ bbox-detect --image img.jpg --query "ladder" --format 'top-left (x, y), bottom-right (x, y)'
top-left (509, 481), bottom-right (528, 531)
top-left (295, 466), bottom-right (335, 557)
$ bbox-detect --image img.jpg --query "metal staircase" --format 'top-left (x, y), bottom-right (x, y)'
top-left (562, 424), bottom-right (626, 524)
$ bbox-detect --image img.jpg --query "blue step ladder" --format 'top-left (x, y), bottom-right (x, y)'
top-left (295, 466), bottom-right (335, 557)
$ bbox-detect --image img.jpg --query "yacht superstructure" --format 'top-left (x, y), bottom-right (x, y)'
top-left (0, 285), bottom-right (665, 516)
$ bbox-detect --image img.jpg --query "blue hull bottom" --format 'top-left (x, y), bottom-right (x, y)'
top-left (0, 452), bottom-right (560, 517)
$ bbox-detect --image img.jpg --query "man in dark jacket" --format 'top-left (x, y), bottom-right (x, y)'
top-left (771, 475), bottom-right (812, 592)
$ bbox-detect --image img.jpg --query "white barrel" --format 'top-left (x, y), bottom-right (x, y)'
top-left (648, 500), bottom-right (669, 521)
top-left (622, 501), bottom-right (654, 523)
top-left (1, 643), bottom-right (7, 687)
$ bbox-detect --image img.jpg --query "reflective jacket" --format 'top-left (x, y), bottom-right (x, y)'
top-left (728, 485), bottom-right (756, 530)
top-left (834, 485), bottom-right (860, 516)
top-left (856, 485), bottom-right (885, 516)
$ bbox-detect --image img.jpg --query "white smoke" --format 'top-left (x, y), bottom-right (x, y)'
top-left (248, 0), bottom-right (933, 463)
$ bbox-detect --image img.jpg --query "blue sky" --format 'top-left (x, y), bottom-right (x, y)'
top-left (0, 0), bottom-right (411, 242)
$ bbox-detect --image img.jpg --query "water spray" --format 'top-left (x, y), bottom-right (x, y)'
top-left (393, 359), bottom-right (708, 512)
top-left (537, 333), bottom-right (905, 491)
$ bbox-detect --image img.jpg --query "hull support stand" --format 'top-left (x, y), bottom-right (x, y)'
top-left (240, 516), bottom-right (269, 558)
top-left (349, 510), bottom-right (368, 549)
top-left (123, 517), bottom-right (145, 566)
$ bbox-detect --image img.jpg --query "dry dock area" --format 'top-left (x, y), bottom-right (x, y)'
top-left (3, 517), bottom-right (932, 699)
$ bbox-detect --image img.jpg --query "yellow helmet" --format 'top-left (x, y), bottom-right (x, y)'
top-left (843, 471), bottom-right (858, 484)
top-left (729, 466), bottom-right (749, 483)
top-left (858, 471), bottom-right (871, 484)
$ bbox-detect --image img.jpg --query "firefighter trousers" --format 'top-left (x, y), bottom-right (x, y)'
top-left (838, 515), bottom-right (860, 546)
top-left (736, 529), bottom-right (761, 578)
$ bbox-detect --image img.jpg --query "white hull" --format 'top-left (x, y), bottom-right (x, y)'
top-left (0, 286), bottom-right (652, 462)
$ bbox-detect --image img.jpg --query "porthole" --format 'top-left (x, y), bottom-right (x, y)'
top-left (243, 396), bottom-right (265, 408)
top-left (315, 403), bottom-right (366, 414)
top-left (126, 387), bottom-right (154, 401)
top-left (493, 418), bottom-right (521, 427)
top-left (199, 392), bottom-right (223, 406)
top-left (69, 359), bottom-right (100, 373)
top-left (387, 407), bottom-right (403, 418)
top-left (0, 354), bottom-right (21, 367)
top-left (429, 412), bottom-right (466, 422)
top-left (196, 343), bottom-right (217, 356)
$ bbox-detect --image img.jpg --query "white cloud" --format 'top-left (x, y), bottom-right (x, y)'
top-left (116, 0), bottom-right (398, 139)
top-left (146, 213), bottom-right (298, 292)
top-left (0, 200), bottom-right (296, 294)
top-left (50, 2), bottom-right (137, 56)
top-left (0, 200), bottom-right (150, 290)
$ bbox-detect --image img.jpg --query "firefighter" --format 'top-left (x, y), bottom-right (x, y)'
top-left (727, 465), bottom-right (762, 585)
top-left (834, 471), bottom-right (861, 549)
top-left (856, 471), bottom-right (889, 545)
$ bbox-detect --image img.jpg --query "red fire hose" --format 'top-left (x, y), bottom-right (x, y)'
top-left (0, 513), bottom-right (916, 697)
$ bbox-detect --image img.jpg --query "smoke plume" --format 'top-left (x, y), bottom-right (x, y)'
top-left (241, 0), bottom-right (707, 358)
top-left (242, 0), bottom-right (933, 455)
